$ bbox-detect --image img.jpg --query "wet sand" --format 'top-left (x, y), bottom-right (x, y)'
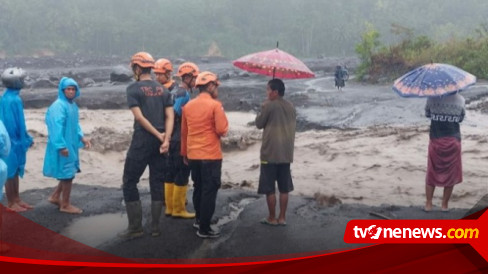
top-left (19, 106), bottom-right (488, 209)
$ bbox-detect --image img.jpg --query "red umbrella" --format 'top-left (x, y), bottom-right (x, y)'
top-left (232, 44), bottom-right (315, 79)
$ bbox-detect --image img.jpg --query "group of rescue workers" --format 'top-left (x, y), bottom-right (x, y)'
top-left (120, 52), bottom-right (228, 238)
top-left (0, 50), bottom-right (297, 240)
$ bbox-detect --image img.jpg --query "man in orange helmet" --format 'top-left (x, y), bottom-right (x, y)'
top-left (154, 58), bottom-right (177, 92)
top-left (162, 62), bottom-right (199, 219)
top-left (181, 71), bottom-right (228, 238)
top-left (119, 52), bottom-right (174, 239)
top-left (176, 62), bottom-right (199, 98)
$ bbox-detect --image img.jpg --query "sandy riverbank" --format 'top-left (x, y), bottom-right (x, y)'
top-left (17, 108), bottom-right (488, 210)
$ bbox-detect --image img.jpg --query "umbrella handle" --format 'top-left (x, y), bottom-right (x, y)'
top-left (272, 42), bottom-right (278, 79)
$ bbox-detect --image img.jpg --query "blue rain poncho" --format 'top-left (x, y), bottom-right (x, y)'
top-left (0, 120), bottom-right (11, 197)
top-left (0, 88), bottom-right (33, 178)
top-left (43, 77), bottom-right (85, 180)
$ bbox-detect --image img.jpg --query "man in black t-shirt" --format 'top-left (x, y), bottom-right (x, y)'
top-left (119, 52), bottom-right (174, 239)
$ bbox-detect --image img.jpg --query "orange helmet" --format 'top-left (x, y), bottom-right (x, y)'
top-left (195, 71), bottom-right (220, 87)
top-left (154, 58), bottom-right (173, 74)
top-left (130, 52), bottom-right (155, 68)
top-left (177, 62), bottom-right (199, 77)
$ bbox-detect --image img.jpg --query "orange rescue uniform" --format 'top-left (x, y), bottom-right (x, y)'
top-left (181, 92), bottom-right (228, 160)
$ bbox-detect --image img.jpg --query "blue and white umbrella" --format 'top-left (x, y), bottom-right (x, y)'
top-left (392, 63), bottom-right (476, 98)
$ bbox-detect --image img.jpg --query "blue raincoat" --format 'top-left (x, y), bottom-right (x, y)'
top-left (0, 120), bottom-right (11, 197)
top-left (43, 77), bottom-right (84, 180)
top-left (0, 88), bottom-right (33, 178)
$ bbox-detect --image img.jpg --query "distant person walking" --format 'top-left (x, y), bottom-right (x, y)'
top-left (43, 77), bottom-right (91, 214)
top-left (255, 78), bottom-right (296, 226)
top-left (120, 52), bottom-right (174, 238)
top-left (0, 67), bottom-right (34, 212)
top-left (334, 65), bottom-right (348, 91)
top-left (162, 62), bottom-right (200, 219)
top-left (424, 92), bottom-right (465, 212)
top-left (181, 71), bottom-right (228, 238)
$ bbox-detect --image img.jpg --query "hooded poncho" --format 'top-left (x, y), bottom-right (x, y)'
top-left (0, 88), bottom-right (33, 178)
top-left (0, 121), bottom-right (11, 197)
top-left (43, 77), bottom-right (85, 179)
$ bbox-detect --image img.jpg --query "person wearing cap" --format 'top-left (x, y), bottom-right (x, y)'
top-left (255, 78), bottom-right (296, 226)
top-left (154, 58), bottom-right (177, 92)
top-left (181, 71), bottom-right (228, 238)
top-left (43, 77), bottom-right (91, 214)
top-left (120, 52), bottom-right (174, 238)
top-left (0, 67), bottom-right (34, 212)
top-left (162, 62), bottom-right (199, 219)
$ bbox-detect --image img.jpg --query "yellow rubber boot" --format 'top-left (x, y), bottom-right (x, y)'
top-left (172, 185), bottom-right (195, 219)
top-left (164, 183), bottom-right (174, 216)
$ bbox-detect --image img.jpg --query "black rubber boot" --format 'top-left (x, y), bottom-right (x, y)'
top-left (151, 201), bottom-right (163, 237)
top-left (118, 200), bottom-right (143, 239)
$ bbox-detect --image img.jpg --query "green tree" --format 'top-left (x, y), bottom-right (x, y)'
top-left (355, 23), bottom-right (381, 78)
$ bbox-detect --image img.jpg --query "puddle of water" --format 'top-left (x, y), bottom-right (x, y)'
top-left (61, 213), bottom-right (127, 247)
top-left (215, 197), bottom-right (257, 228)
top-left (62, 197), bottom-right (257, 247)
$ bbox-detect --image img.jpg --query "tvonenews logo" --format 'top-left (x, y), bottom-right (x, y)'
top-left (343, 213), bottom-right (487, 261)
top-left (353, 225), bottom-right (479, 240)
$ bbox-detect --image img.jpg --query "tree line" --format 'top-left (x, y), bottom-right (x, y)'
top-left (1, 0), bottom-right (487, 59)
top-left (356, 22), bottom-right (488, 81)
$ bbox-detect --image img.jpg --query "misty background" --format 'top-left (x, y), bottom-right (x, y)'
top-left (1, 0), bottom-right (488, 59)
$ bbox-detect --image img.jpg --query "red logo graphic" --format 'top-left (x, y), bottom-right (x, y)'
top-left (365, 225), bottom-right (382, 240)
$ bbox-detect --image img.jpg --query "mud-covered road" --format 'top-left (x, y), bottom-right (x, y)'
top-left (3, 186), bottom-right (483, 261)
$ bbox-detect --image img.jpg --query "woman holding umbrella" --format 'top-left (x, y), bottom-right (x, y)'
top-left (424, 92), bottom-right (465, 212)
top-left (392, 63), bottom-right (475, 212)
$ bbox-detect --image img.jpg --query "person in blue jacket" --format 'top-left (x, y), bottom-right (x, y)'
top-left (161, 62), bottom-right (199, 219)
top-left (0, 67), bottom-right (33, 212)
top-left (43, 77), bottom-right (91, 214)
top-left (0, 120), bottom-right (11, 200)
top-left (0, 120), bottom-right (11, 253)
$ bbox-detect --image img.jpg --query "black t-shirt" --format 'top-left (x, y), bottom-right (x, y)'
top-left (126, 80), bottom-right (173, 132)
top-left (425, 94), bottom-right (465, 140)
top-left (429, 120), bottom-right (461, 140)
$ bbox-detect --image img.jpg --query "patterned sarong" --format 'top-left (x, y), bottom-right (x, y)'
top-left (426, 137), bottom-right (462, 187)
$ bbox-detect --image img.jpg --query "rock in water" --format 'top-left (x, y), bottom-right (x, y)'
top-left (110, 65), bottom-right (132, 83)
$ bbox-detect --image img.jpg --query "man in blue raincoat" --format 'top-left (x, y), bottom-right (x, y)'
top-left (43, 77), bottom-right (91, 214)
top-left (0, 67), bottom-right (34, 212)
